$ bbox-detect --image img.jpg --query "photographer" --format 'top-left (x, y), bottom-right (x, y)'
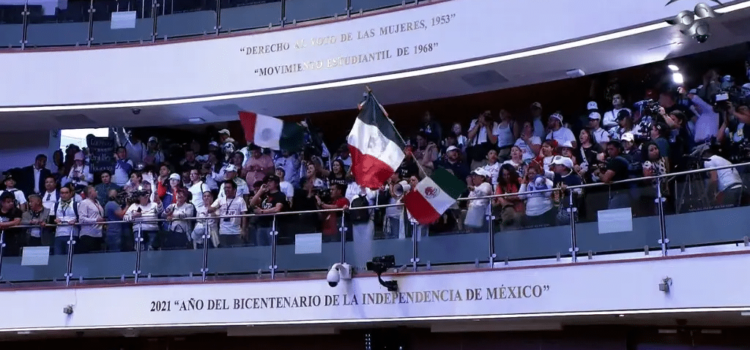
top-left (594, 141), bottom-right (631, 209)
top-left (702, 146), bottom-right (745, 207)
top-left (679, 87), bottom-right (719, 146)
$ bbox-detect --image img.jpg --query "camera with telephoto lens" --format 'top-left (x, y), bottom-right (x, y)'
top-left (366, 255), bottom-right (396, 274)
top-left (729, 138), bottom-right (750, 163)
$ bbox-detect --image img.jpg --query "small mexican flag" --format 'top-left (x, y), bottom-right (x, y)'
top-left (403, 168), bottom-right (467, 225)
top-left (239, 111), bottom-right (306, 151)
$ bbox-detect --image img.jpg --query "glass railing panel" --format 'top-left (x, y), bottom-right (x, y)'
top-left (346, 205), bottom-right (412, 271)
top-left (70, 220), bottom-right (135, 281)
top-left (205, 213), bottom-right (271, 277)
top-left (284, 0), bottom-right (343, 24)
top-left (492, 191), bottom-right (572, 262)
top-left (666, 170), bottom-right (750, 247)
top-left (276, 210), bottom-right (343, 273)
top-left (575, 183), bottom-right (661, 256)
top-left (137, 221), bottom-right (203, 279)
top-left (419, 199), bottom-right (491, 266)
top-left (25, 1), bottom-right (89, 47)
top-left (0, 24), bottom-right (22, 48)
top-left (0, 226), bottom-right (67, 283)
top-left (157, 10), bottom-right (216, 39)
top-left (350, 0), bottom-right (414, 13)
top-left (92, 18), bottom-right (153, 45)
top-left (220, 0), bottom-right (281, 32)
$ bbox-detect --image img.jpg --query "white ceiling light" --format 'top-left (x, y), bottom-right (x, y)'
top-left (668, 64), bottom-right (680, 71)
top-left (188, 117), bottom-right (205, 123)
top-left (1, 1), bottom-right (749, 114)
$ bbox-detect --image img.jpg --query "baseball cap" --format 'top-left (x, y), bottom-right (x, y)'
top-left (620, 132), bottom-right (635, 143)
top-left (148, 136), bottom-right (158, 143)
top-left (550, 113), bottom-right (563, 122)
top-left (616, 109), bottom-right (632, 121)
top-left (264, 174), bottom-right (280, 184)
top-left (587, 101), bottom-right (599, 110)
top-left (208, 141), bottom-right (219, 147)
top-left (446, 145), bottom-right (459, 153)
top-left (471, 168), bottom-right (490, 177)
top-left (588, 112), bottom-right (601, 120)
top-left (168, 173), bottom-right (181, 181)
top-left (551, 156), bottom-right (574, 169)
top-left (559, 141), bottom-right (574, 149)
top-left (225, 164), bottom-right (238, 173)
top-left (3, 174), bottom-right (14, 183)
top-left (530, 102), bottom-right (542, 109)
top-left (218, 129), bottom-right (230, 135)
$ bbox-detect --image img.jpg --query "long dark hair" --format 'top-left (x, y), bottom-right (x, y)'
top-left (498, 164), bottom-right (520, 189)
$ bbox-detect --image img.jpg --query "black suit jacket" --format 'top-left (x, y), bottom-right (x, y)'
top-left (19, 165), bottom-right (52, 197)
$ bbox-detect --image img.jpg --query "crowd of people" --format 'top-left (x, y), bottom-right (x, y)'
top-left (0, 68), bottom-right (749, 270)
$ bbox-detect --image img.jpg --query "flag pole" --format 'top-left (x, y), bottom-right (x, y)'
top-left (365, 87), bottom-right (431, 179)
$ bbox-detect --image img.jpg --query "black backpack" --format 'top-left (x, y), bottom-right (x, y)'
top-left (349, 195), bottom-right (370, 224)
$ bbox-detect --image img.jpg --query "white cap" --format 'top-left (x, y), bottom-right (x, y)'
top-left (471, 168), bottom-right (491, 177)
top-left (225, 164), bottom-right (238, 173)
top-left (208, 141), bottom-right (219, 147)
top-left (218, 129), bottom-right (230, 135)
top-left (621, 132), bottom-right (635, 143)
top-left (148, 136), bottom-right (158, 143)
top-left (168, 173), bottom-right (181, 181)
top-left (552, 156), bottom-right (574, 169)
top-left (587, 101), bottom-right (598, 110)
top-left (588, 112), bottom-right (601, 120)
top-left (550, 113), bottom-right (563, 122)
top-left (559, 141), bottom-right (574, 149)
top-left (446, 145), bottom-right (459, 153)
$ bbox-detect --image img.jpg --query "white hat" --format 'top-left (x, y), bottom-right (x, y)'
top-left (471, 168), bottom-right (490, 177)
top-left (559, 141), bottom-right (574, 149)
top-left (218, 129), bottom-right (230, 135)
top-left (446, 145), bottom-right (459, 153)
top-left (208, 141), bottom-right (219, 147)
top-left (587, 101), bottom-right (599, 110)
top-left (168, 173), bottom-right (181, 181)
top-left (552, 156), bottom-right (574, 169)
top-left (225, 164), bottom-right (238, 173)
top-left (148, 136), bottom-right (158, 143)
top-left (550, 113), bottom-right (563, 122)
top-left (588, 112), bottom-right (601, 120)
top-left (621, 132), bottom-right (635, 143)
top-left (530, 102), bottom-right (542, 109)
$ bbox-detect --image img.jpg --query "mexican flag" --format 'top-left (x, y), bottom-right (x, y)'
top-left (403, 168), bottom-right (467, 225)
top-left (347, 92), bottom-right (405, 189)
top-left (239, 111), bottom-right (305, 151)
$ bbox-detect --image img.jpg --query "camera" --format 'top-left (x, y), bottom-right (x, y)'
top-left (695, 34), bottom-right (709, 44)
top-left (326, 263), bottom-right (352, 287)
top-left (131, 108), bottom-right (141, 115)
top-left (366, 255), bottom-right (396, 274)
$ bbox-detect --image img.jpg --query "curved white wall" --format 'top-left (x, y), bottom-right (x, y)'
top-left (0, 0), bottom-right (737, 108)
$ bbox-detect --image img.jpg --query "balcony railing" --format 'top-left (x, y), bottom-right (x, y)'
top-left (1, 160), bottom-right (749, 287)
top-left (0, 0), bottom-right (420, 49)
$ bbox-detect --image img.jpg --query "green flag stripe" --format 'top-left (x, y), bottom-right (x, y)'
top-left (279, 122), bottom-right (306, 151)
top-left (431, 167), bottom-right (467, 199)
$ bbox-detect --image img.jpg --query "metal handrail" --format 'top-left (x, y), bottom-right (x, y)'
top-left (6, 159), bottom-right (748, 229)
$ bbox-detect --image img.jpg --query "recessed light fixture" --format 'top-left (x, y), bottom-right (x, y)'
top-left (188, 117), bottom-right (205, 123)
top-left (740, 311), bottom-right (750, 316)
top-left (668, 64), bottom-right (680, 71)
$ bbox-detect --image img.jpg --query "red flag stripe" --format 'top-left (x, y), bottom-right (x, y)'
top-left (239, 111), bottom-right (257, 144)
top-left (402, 191), bottom-right (440, 225)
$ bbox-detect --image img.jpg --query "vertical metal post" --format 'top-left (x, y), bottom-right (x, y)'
top-left (487, 203), bottom-right (496, 268)
top-left (20, 1), bottom-right (29, 49)
top-left (280, 0), bottom-right (286, 27)
top-left (141, 0), bottom-right (145, 19)
top-left (269, 215), bottom-right (278, 279)
top-left (86, 0), bottom-right (95, 47)
top-left (150, 0), bottom-right (160, 42)
top-left (346, 0), bottom-right (351, 18)
top-left (0, 231), bottom-right (5, 280)
top-left (568, 188), bottom-right (578, 263)
top-left (656, 178), bottom-right (669, 256)
top-left (214, 0), bottom-right (221, 35)
top-left (134, 226), bottom-right (143, 283)
top-left (200, 220), bottom-right (209, 282)
top-left (410, 223), bottom-right (419, 272)
top-left (339, 210), bottom-right (347, 263)
top-left (64, 227), bottom-right (76, 286)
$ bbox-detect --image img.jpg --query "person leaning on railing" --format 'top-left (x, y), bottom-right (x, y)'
top-left (0, 191), bottom-right (24, 256)
top-left (21, 194), bottom-right (49, 247)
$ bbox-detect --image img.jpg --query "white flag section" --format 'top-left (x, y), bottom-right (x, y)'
top-left (250, 114), bottom-right (284, 150)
